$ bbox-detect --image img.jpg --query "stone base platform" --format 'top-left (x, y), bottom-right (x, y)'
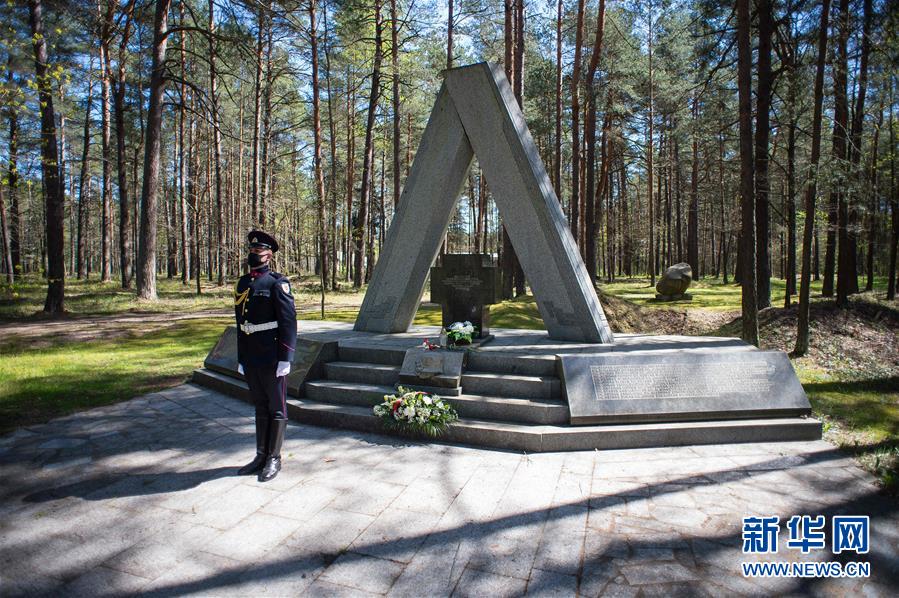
top-left (193, 321), bottom-right (821, 452)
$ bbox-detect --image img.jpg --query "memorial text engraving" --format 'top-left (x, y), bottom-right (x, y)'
top-left (589, 362), bottom-right (775, 401)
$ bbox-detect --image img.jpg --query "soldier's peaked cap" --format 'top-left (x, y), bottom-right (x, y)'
top-left (247, 230), bottom-right (279, 252)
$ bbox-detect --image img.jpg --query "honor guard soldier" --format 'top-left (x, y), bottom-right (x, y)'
top-left (234, 230), bottom-right (297, 482)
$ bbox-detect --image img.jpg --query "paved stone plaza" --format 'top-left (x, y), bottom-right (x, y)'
top-left (1, 384), bottom-right (896, 596)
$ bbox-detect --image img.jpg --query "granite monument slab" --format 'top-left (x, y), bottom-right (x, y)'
top-left (203, 325), bottom-right (337, 397)
top-left (560, 350), bottom-right (811, 425)
top-left (354, 62), bottom-right (614, 344)
top-left (430, 253), bottom-right (498, 338)
top-left (399, 347), bottom-right (465, 394)
top-left (285, 340), bottom-right (338, 396)
top-left (203, 326), bottom-right (241, 377)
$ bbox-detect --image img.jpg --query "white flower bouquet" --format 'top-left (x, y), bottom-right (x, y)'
top-left (445, 321), bottom-right (476, 346)
top-left (373, 386), bottom-right (458, 437)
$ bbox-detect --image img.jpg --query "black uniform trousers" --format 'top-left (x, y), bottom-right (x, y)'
top-left (244, 364), bottom-right (288, 421)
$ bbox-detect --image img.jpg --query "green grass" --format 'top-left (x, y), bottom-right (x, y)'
top-left (797, 362), bottom-right (898, 440)
top-left (599, 275), bottom-right (893, 311)
top-left (300, 294), bottom-right (546, 330)
top-left (799, 366), bottom-right (899, 489)
top-left (0, 276), bottom-right (230, 318)
top-left (0, 274), bottom-right (368, 320)
top-left (0, 317), bottom-right (231, 434)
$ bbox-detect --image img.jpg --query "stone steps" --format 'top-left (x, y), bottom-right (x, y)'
top-left (460, 371), bottom-right (561, 400)
top-left (465, 350), bottom-right (557, 377)
top-left (337, 344), bottom-right (406, 366)
top-left (317, 350), bottom-right (568, 426)
top-left (192, 368), bottom-right (822, 451)
top-left (325, 361), bottom-right (400, 386)
top-left (305, 380), bottom-right (569, 425)
top-left (336, 339), bottom-right (563, 377)
top-left (305, 380), bottom-right (393, 404)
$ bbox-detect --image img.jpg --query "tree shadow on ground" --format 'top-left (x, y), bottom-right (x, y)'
top-left (805, 377), bottom-right (899, 439)
top-left (5, 387), bottom-right (898, 594)
top-left (82, 448), bottom-right (899, 597)
top-left (21, 466), bottom-right (236, 503)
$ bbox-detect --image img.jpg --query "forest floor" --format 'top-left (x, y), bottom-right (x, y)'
top-left (1, 273), bottom-right (896, 490)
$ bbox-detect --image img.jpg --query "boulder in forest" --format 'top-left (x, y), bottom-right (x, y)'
top-left (655, 263), bottom-right (693, 300)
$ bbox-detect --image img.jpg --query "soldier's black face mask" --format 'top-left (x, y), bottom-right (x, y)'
top-left (248, 252), bottom-right (266, 268)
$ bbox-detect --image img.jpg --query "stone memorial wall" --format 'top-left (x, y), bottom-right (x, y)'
top-left (561, 350), bottom-right (811, 425)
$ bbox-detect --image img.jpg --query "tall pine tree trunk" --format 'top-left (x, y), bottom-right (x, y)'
top-left (888, 82), bottom-right (898, 301)
top-left (99, 1), bottom-right (114, 283)
top-left (553, 0), bottom-right (562, 198)
top-left (324, 2), bottom-right (339, 289)
top-left (354, 0), bottom-right (382, 288)
top-left (251, 3), bottom-right (265, 225)
top-left (310, 0), bottom-right (328, 292)
top-left (512, 0), bottom-right (525, 295)
top-left (499, 0), bottom-right (518, 298)
top-left (841, 0), bottom-right (872, 300)
top-left (736, 0), bottom-right (758, 345)
top-left (687, 96), bottom-right (699, 279)
top-left (584, 0), bottom-right (606, 284)
top-left (77, 62), bottom-right (95, 280)
top-left (754, 0), bottom-right (773, 309)
top-left (390, 0), bottom-right (401, 212)
top-left (115, 1), bottom-right (135, 289)
top-left (57, 85), bottom-right (68, 254)
top-left (446, 0), bottom-right (453, 68)
top-left (783, 19), bottom-right (799, 306)
top-left (29, 0), bottom-right (66, 312)
top-left (865, 103), bottom-right (882, 292)
top-left (0, 181), bottom-right (11, 283)
top-left (796, 0), bottom-right (831, 356)
top-left (260, 7), bottom-right (274, 227)
top-left (136, 0), bottom-right (173, 300)
top-left (785, 109), bottom-right (798, 305)
top-left (178, 1), bottom-right (189, 284)
top-left (674, 134), bottom-right (682, 263)
top-left (345, 74), bottom-right (355, 283)
top-left (6, 58), bottom-right (20, 273)
top-left (824, 0), bottom-right (849, 298)
top-left (209, 0), bottom-right (225, 285)
top-left (647, 8), bottom-right (655, 286)
top-left (569, 0), bottom-right (586, 244)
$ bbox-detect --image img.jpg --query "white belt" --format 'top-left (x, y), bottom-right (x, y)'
top-left (241, 321), bottom-right (278, 334)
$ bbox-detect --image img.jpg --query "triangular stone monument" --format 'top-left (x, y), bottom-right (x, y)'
top-left (354, 62), bottom-right (614, 343)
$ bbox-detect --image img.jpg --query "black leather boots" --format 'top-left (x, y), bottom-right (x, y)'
top-left (237, 415), bottom-right (270, 475)
top-left (258, 419), bottom-right (286, 482)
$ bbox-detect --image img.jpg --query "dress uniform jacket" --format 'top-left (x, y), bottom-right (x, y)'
top-left (234, 267), bottom-right (297, 368)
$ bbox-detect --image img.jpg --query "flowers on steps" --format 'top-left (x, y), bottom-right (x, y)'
top-left (373, 386), bottom-right (458, 437)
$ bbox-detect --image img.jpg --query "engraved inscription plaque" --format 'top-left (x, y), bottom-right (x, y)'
top-left (430, 254), bottom-right (499, 337)
top-left (443, 274), bottom-right (483, 293)
top-left (589, 362), bottom-right (775, 402)
top-left (399, 347), bottom-right (465, 389)
top-left (560, 350), bottom-right (810, 425)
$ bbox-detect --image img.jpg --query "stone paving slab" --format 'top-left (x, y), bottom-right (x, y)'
top-left (0, 383), bottom-right (897, 597)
